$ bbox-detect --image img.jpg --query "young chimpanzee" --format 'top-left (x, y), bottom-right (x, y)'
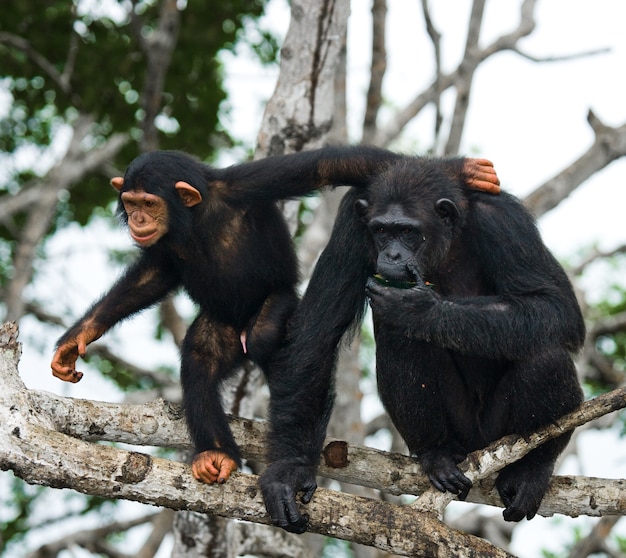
top-left (260, 157), bottom-right (584, 531)
top-left (51, 147), bottom-right (500, 486)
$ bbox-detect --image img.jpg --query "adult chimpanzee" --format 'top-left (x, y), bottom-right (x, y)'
top-left (51, 147), bottom-right (500, 486)
top-left (260, 157), bottom-right (584, 531)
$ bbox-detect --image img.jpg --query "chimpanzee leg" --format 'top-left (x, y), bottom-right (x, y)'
top-left (376, 337), bottom-right (474, 498)
top-left (489, 349), bottom-right (583, 521)
top-left (242, 290), bottom-right (298, 367)
top-left (181, 312), bottom-right (243, 484)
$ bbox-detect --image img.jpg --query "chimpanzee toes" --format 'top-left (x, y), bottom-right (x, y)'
top-left (420, 451), bottom-right (472, 497)
top-left (496, 471), bottom-right (546, 522)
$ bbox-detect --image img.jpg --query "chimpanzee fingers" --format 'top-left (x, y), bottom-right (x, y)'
top-left (76, 333), bottom-right (89, 358)
top-left (51, 354), bottom-right (84, 383)
top-left (473, 158), bottom-right (494, 168)
top-left (428, 475), bottom-right (448, 493)
top-left (428, 469), bottom-right (472, 497)
top-left (260, 462), bottom-right (317, 533)
top-left (472, 179), bottom-right (500, 195)
top-left (51, 366), bottom-right (84, 383)
top-left (464, 158), bottom-right (501, 194)
top-left (364, 279), bottom-right (385, 307)
top-left (261, 481), bottom-right (309, 533)
top-left (191, 452), bottom-right (219, 484)
top-left (300, 480), bottom-right (318, 504)
top-left (498, 483), bottom-right (541, 522)
top-left (215, 454), bottom-right (239, 484)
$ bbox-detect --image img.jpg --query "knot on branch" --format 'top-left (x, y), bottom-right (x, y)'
top-left (117, 452), bottom-right (153, 484)
top-left (0, 322), bottom-right (20, 351)
top-left (323, 440), bottom-right (349, 468)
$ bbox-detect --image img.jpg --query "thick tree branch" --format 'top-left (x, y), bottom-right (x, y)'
top-left (361, 0), bottom-right (387, 144)
top-left (19, 368), bottom-right (626, 519)
top-left (3, 324), bottom-right (626, 556)
top-left (256, 0), bottom-right (350, 157)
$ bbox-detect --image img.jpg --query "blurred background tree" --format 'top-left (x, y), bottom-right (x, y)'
top-left (2, 0), bottom-right (626, 556)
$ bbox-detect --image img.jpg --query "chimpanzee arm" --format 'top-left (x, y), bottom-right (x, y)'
top-left (367, 193), bottom-right (585, 359)
top-left (216, 147), bottom-right (499, 203)
top-left (260, 188), bottom-right (374, 533)
top-left (51, 252), bottom-right (180, 382)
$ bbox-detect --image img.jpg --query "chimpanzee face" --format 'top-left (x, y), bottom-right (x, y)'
top-left (356, 197), bottom-right (460, 284)
top-left (366, 203), bottom-right (426, 282)
top-left (110, 177), bottom-right (202, 248)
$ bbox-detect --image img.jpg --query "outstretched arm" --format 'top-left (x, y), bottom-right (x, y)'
top-left (216, 146), bottom-right (500, 203)
top-left (51, 254), bottom-right (179, 382)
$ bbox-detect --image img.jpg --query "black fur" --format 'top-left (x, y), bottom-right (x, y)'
top-left (56, 146), bottom-right (406, 470)
top-left (260, 157), bottom-right (584, 530)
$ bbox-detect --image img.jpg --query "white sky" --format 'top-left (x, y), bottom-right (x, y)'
top-left (8, 1), bottom-right (626, 556)
top-left (222, 0), bottom-right (626, 259)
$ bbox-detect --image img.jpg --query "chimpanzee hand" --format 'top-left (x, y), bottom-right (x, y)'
top-left (259, 461), bottom-right (317, 534)
top-left (192, 450), bottom-right (239, 485)
top-left (463, 158), bottom-right (500, 194)
top-left (51, 320), bottom-right (106, 383)
top-left (365, 277), bottom-right (442, 337)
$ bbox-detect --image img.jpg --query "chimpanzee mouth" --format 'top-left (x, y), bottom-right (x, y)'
top-left (372, 263), bottom-right (430, 289)
top-left (372, 274), bottom-right (417, 289)
top-left (130, 229), bottom-right (159, 245)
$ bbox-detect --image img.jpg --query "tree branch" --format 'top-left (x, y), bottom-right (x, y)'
top-left (0, 32), bottom-right (77, 102)
top-left (3, 324), bottom-right (626, 556)
top-left (570, 243), bottom-right (626, 276)
top-left (524, 111), bottom-right (626, 217)
top-left (374, 0), bottom-right (538, 147)
top-left (361, 0), bottom-right (387, 144)
top-left (21, 378), bottom-right (626, 519)
top-left (4, 118), bottom-right (128, 320)
top-left (443, 0), bottom-right (485, 155)
top-left (420, 0), bottom-right (443, 151)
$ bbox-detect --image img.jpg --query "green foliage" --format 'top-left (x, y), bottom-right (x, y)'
top-left (593, 263), bottom-right (626, 385)
top-left (0, 475), bottom-right (44, 551)
top-left (86, 353), bottom-right (177, 391)
top-left (322, 537), bottom-right (354, 558)
top-left (0, 2), bottom-right (276, 549)
top-left (0, 0), bottom-right (276, 233)
top-left (0, 473), bottom-right (114, 552)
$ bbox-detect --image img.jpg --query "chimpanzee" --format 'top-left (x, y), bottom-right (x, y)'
top-left (51, 147), bottom-right (500, 486)
top-left (260, 157), bottom-right (584, 531)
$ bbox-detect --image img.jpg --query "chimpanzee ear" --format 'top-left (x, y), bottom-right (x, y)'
top-left (175, 181), bottom-right (203, 207)
top-left (110, 177), bottom-right (124, 192)
top-left (355, 199), bottom-right (369, 221)
top-left (435, 198), bottom-right (459, 225)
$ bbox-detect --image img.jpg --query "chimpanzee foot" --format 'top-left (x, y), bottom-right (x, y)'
top-left (191, 450), bottom-right (239, 485)
top-left (418, 450), bottom-right (472, 500)
top-left (496, 461), bottom-right (552, 521)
